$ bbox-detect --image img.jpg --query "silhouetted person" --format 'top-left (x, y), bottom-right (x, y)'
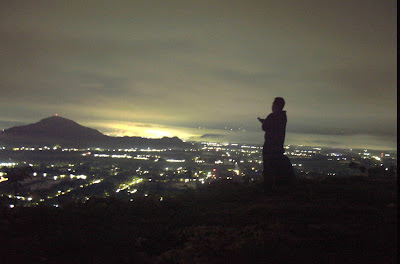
top-left (258, 97), bottom-right (287, 192)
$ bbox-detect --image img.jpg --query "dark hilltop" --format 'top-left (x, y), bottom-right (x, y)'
top-left (1, 115), bottom-right (104, 140)
top-left (0, 178), bottom-right (396, 263)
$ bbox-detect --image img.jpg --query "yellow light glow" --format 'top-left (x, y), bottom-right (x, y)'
top-left (88, 121), bottom-right (198, 139)
top-left (145, 129), bottom-right (173, 138)
top-left (0, 177), bottom-right (8, 183)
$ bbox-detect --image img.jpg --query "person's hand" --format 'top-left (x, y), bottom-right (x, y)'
top-left (257, 117), bottom-right (263, 122)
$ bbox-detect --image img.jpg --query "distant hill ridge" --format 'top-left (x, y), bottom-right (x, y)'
top-left (0, 116), bottom-right (188, 148)
top-left (1, 115), bottom-right (104, 139)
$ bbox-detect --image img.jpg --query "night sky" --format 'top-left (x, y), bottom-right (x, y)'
top-left (0, 1), bottom-right (397, 150)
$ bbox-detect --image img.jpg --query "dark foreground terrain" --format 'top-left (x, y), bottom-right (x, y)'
top-left (0, 176), bottom-right (397, 264)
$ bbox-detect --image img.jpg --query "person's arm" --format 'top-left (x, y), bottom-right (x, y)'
top-left (262, 114), bottom-right (273, 131)
top-left (257, 117), bottom-right (265, 123)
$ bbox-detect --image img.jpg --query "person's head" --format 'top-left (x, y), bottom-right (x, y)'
top-left (272, 97), bottom-right (285, 112)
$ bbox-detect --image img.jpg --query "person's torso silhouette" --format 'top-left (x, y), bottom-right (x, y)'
top-left (259, 98), bottom-right (287, 157)
top-left (262, 109), bottom-right (287, 156)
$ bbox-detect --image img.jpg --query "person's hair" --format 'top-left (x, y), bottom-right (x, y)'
top-left (273, 97), bottom-right (285, 110)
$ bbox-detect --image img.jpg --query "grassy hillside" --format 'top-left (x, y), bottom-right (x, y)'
top-left (0, 176), bottom-right (397, 264)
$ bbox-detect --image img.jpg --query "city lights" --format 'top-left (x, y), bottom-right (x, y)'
top-left (0, 142), bottom-right (396, 207)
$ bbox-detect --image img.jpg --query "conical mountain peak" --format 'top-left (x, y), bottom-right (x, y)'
top-left (2, 115), bottom-right (104, 139)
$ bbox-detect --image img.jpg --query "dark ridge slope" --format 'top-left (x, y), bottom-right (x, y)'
top-left (1, 115), bottom-right (104, 139)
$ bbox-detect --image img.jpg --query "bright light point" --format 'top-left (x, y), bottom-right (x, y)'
top-left (166, 159), bottom-right (185, 162)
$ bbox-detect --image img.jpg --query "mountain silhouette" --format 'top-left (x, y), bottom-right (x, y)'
top-left (0, 116), bottom-right (189, 148)
top-left (1, 115), bottom-right (104, 139)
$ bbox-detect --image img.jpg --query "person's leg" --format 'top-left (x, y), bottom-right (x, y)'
top-left (263, 155), bottom-right (273, 193)
top-left (270, 156), bottom-right (279, 188)
top-left (273, 155), bottom-right (283, 185)
top-left (267, 155), bottom-right (283, 189)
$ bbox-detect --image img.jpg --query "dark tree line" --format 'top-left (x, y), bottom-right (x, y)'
top-left (349, 161), bottom-right (396, 177)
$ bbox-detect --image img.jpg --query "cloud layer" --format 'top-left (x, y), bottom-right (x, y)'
top-left (0, 1), bottom-right (396, 149)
